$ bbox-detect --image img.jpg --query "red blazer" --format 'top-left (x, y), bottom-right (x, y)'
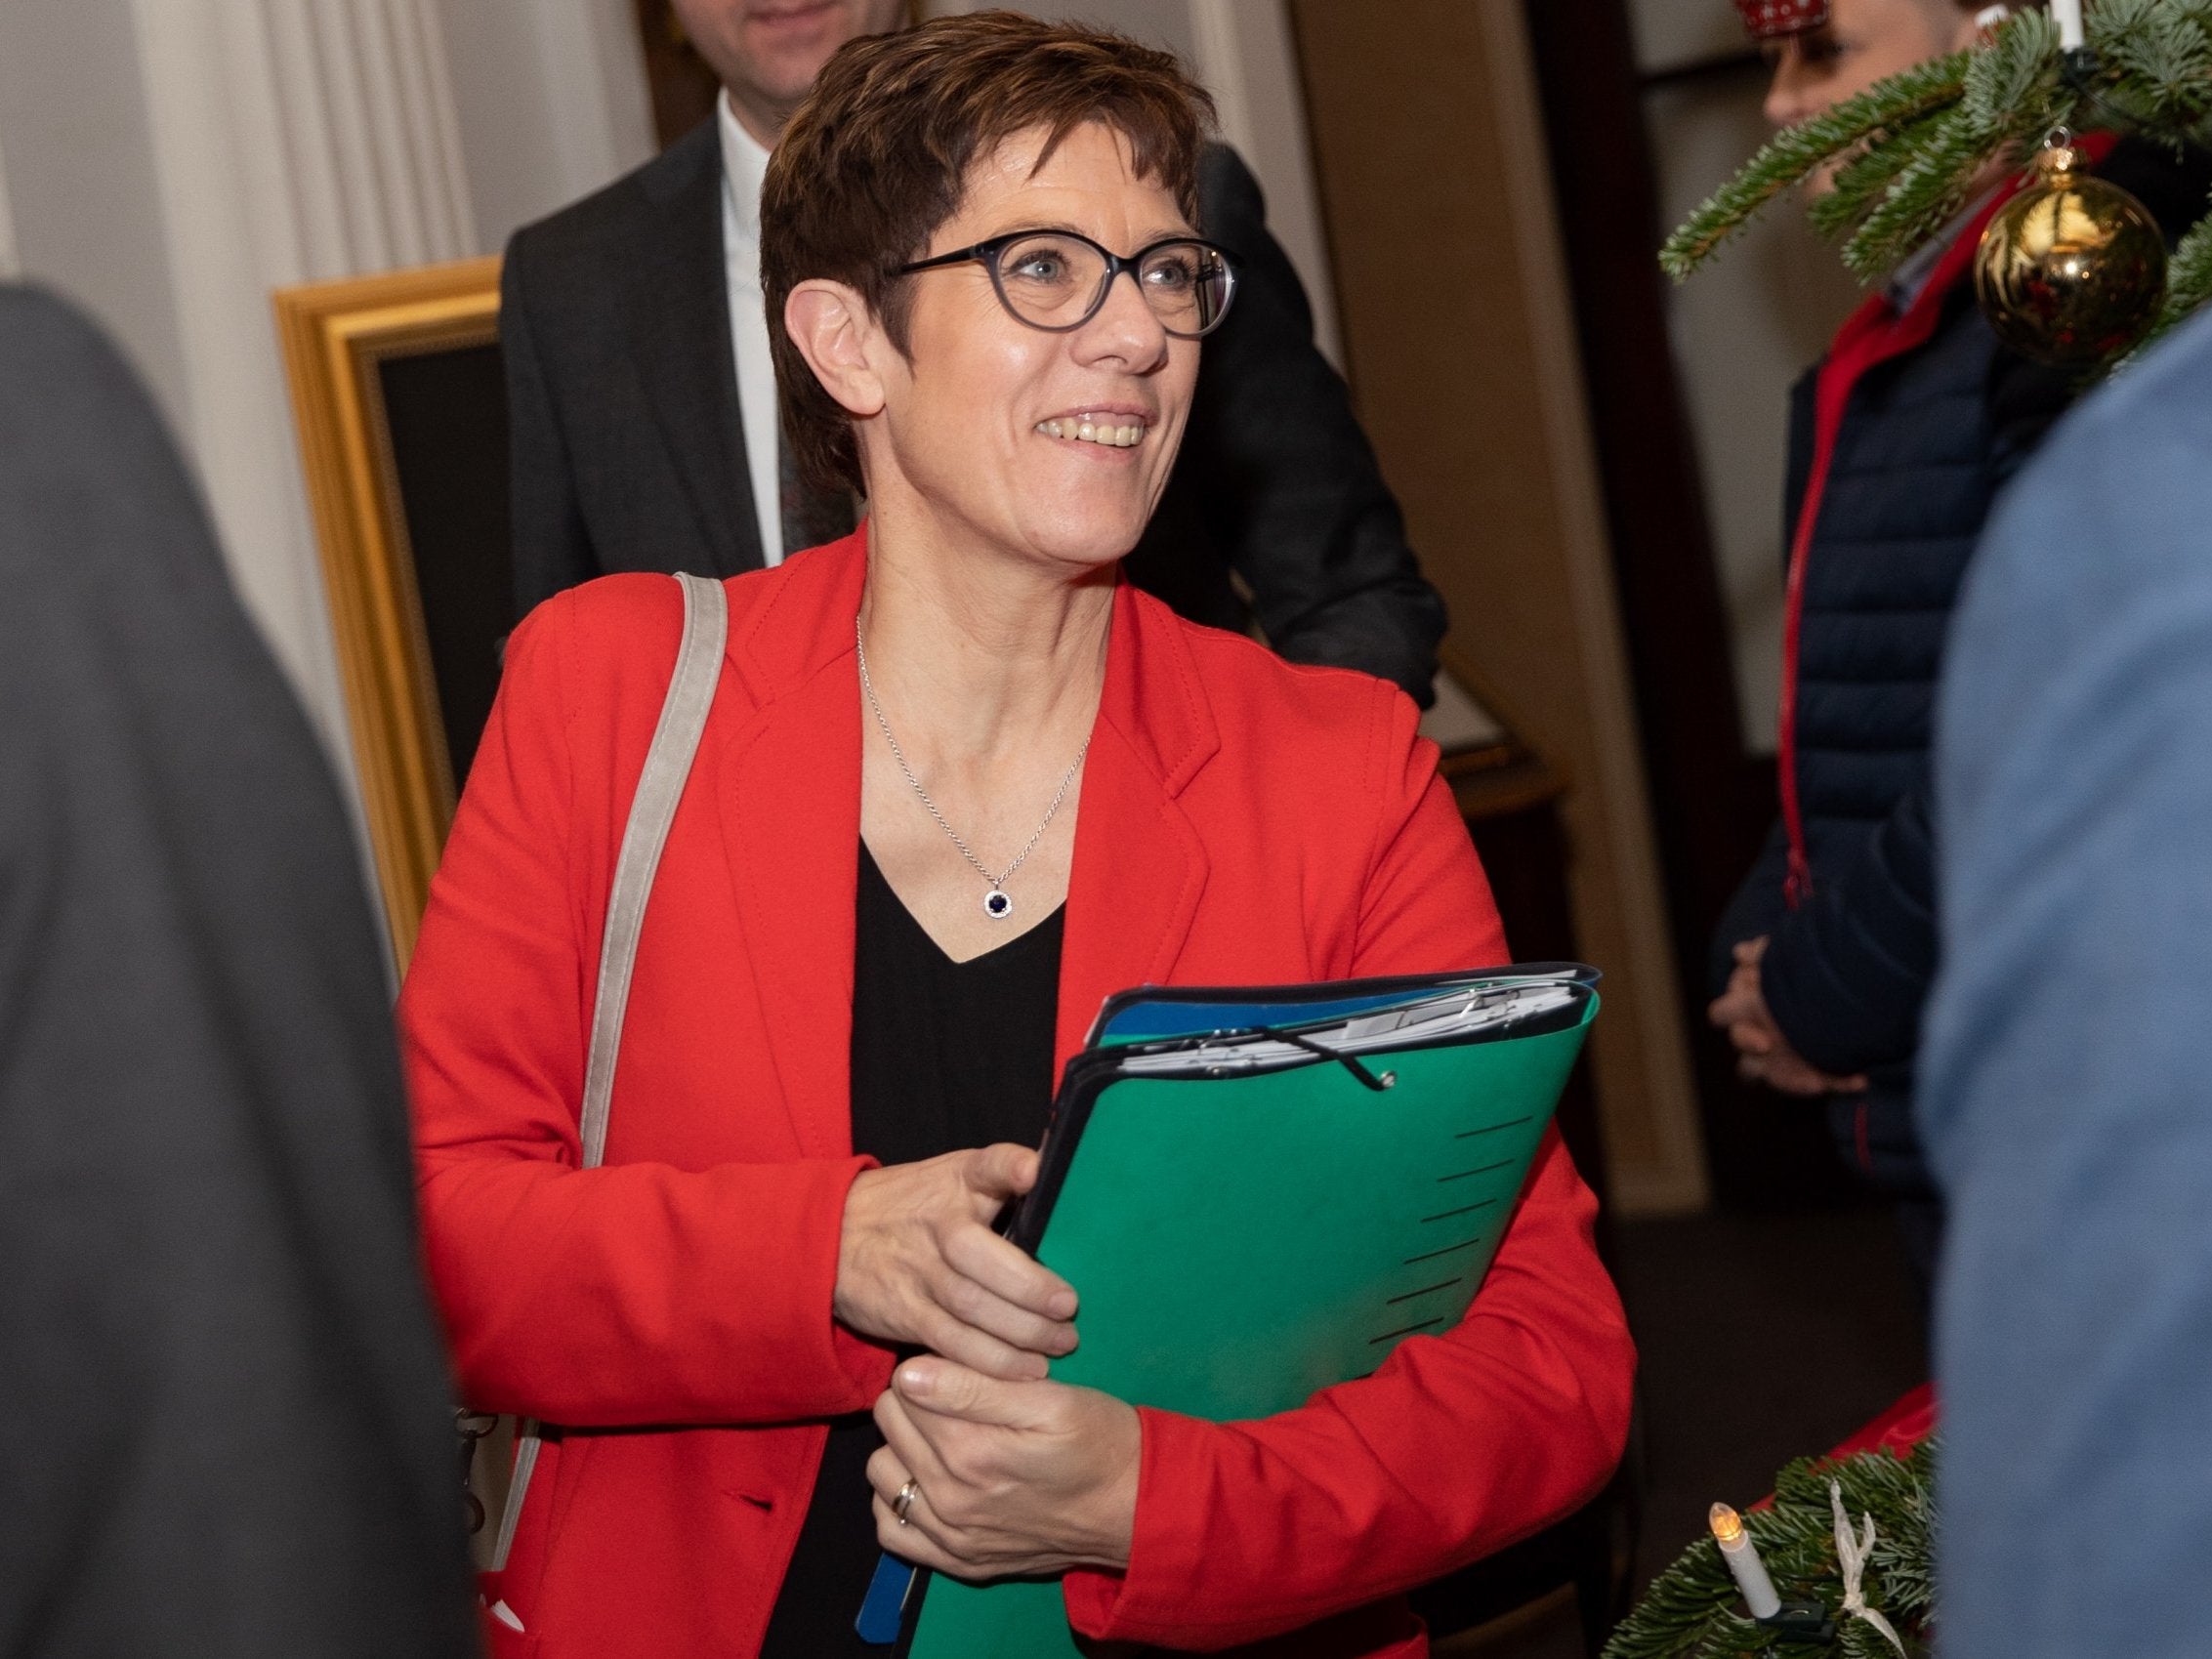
top-left (402, 529), bottom-right (1634, 1659)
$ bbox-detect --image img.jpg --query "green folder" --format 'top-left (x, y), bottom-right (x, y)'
top-left (891, 967), bottom-right (1600, 1659)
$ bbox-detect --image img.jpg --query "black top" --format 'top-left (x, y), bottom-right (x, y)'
top-left (0, 286), bottom-right (478, 1655)
top-left (759, 845), bottom-right (1064, 1657)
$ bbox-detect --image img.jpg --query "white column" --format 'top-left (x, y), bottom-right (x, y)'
top-left (0, 131), bottom-right (20, 280)
top-left (430, 0), bottom-right (658, 250)
top-left (120, 0), bottom-right (479, 790)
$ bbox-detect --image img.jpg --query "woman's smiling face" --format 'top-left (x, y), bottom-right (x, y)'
top-left (857, 120), bottom-right (1201, 578)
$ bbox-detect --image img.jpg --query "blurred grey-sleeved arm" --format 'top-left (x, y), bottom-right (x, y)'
top-left (1919, 311), bottom-right (2212, 1659)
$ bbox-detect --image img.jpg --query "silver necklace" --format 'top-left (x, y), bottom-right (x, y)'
top-left (856, 618), bottom-right (1089, 921)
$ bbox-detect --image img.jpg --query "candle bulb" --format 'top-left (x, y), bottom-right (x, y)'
top-left (2051, 0), bottom-right (2085, 49)
top-left (1709, 1503), bottom-right (1782, 1621)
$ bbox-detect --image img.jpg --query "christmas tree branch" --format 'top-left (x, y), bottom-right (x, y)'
top-left (1841, 111), bottom-right (2008, 278)
top-left (1660, 0), bottom-right (2212, 368)
top-left (2130, 189), bottom-right (2212, 354)
top-left (1601, 1441), bottom-right (1937, 1659)
top-left (1965, 8), bottom-right (2062, 132)
top-left (1659, 53), bottom-right (1973, 279)
top-left (1808, 109), bottom-right (1959, 244)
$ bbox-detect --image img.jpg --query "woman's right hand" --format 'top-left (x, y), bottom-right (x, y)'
top-left (834, 1143), bottom-right (1078, 1382)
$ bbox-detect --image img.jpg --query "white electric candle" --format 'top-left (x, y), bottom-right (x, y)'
top-left (1709, 1504), bottom-right (1783, 1620)
top-left (2052, 0), bottom-right (2086, 49)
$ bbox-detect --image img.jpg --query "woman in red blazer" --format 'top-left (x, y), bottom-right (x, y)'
top-left (403, 17), bottom-right (1632, 1658)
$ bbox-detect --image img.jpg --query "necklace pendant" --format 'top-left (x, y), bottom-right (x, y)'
top-left (982, 888), bottom-right (1015, 921)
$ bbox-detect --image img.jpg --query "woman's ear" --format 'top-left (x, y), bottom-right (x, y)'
top-left (785, 281), bottom-right (888, 420)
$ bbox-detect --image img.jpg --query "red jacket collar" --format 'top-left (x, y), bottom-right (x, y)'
top-left (708, 522), bottom-right (1221, 1137)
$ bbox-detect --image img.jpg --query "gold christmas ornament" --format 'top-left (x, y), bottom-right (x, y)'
top-left (1974, 141), bottom-right (2168, 366)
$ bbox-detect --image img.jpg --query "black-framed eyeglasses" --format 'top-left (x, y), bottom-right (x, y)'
top-left (896, 229), bottom-right (1238, 338)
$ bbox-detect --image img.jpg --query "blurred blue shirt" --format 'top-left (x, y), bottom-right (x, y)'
top-left (1923, 305), bottom-right (2212, 1656)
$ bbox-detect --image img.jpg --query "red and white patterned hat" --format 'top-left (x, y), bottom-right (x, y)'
top-left (1734, 0), bottom-right (1831, 37)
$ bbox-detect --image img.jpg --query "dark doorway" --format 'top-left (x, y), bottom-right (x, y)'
top-left (1518, 0), bottom-right (1859, 1208)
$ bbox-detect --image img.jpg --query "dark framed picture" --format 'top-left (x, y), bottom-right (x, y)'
top-left (274, 257), bottom-right (510, 967)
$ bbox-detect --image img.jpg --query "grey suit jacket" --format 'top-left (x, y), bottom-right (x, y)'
top-left (0, 285), bottom-right (478, 1658)
top-left (502, 124), bottom-right (1446, 703)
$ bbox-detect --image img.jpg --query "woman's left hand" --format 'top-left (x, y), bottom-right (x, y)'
top-left (867, 1357), bottom-right (1141, 1580)
top-left (1708, 937), bottom-right (1867, 1098)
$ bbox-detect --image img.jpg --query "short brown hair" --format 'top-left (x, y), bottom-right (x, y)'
top-left (761, 12), bottom-right (1216, 498)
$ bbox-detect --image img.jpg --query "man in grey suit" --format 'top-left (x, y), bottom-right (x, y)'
top-left (0, 285), bottom-right (478, 1657)
top-left (1920, 306), bottom-right (2212, 1656)
top-left (502, 0), bottom-right (1447, 704)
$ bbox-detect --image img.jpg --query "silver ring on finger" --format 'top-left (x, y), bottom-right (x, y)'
top-left (894, 1478), bottom-right (921, 1526)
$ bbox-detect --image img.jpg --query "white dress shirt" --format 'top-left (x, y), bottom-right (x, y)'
top-left (718, 94), bottom-right (785, 567)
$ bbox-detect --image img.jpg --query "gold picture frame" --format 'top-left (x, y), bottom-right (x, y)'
top-left (274, 257), bottom-right (504, 969)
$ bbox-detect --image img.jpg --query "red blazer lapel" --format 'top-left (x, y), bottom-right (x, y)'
top-left (715, 544), bottom-right (1223, 1110)
top-left (714, 532), bottom-right (870, 1160)
top-left (1056, 583), bottom-right (1220, 1075)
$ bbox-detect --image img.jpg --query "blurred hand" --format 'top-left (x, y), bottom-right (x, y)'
top-left (867, 1358), bottom-right (1141, 1579)
top-left (1708, 937), bottom-right (1868, 1098)
top-left (835, 1144), bottom-right (1078, 1382)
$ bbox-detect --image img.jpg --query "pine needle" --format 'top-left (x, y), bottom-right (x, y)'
top-left (1842, 109), bottom-right (2002, 279)
top-left (2091, 0), bottom-right (2165, 46)
top-left (2131, 191), bottom-right (2212, 355)
top-left (1659, 52), bottom-right (1972, 279)
top-left (1809, 109), bottom-right (1957, 241)
top-left (1962, 8), bottom-right (2062, 133)
top-left (2168, 192), bottom-right (2212, 317)
top-left (2103, 4), bottom-right (2212, 123)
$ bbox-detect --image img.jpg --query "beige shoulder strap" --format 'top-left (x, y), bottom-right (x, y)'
top-left (489, 571), bottom-right (728, 1573)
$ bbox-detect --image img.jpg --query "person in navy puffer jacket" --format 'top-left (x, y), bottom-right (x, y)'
top-left (1705, 0), bottom-right (2212, 1285)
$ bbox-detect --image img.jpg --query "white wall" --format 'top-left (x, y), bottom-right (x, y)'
top-left (0, 0), bottom-right (652, 803)
top-left (0, 0), bottom-right (487, 945)
top-left (0, 125), bottom-right (22, 279)
top-left (1628, 3), bottom-right (1863, 755)
top-left (0, 0), bottom-right (194, 435)
top-left (432, 0), bottom-right (658, 252)
top-left (443, 0), bottom-right (1340, 352)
